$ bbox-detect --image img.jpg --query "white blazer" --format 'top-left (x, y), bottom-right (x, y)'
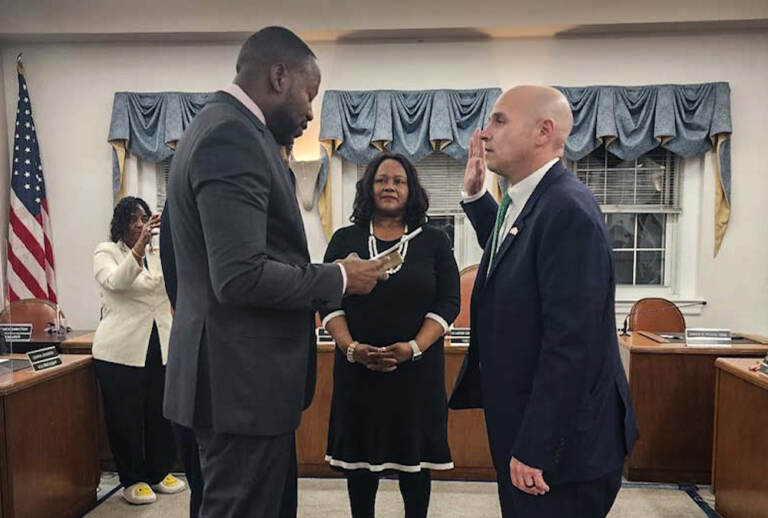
top-left (92, 240), bottom-right (172, 367)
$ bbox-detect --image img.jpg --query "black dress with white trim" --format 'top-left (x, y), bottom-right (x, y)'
top-left (320, 223), bottom-right (460, 473)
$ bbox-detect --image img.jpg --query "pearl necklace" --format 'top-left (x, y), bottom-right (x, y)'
top-left (368, 220), bottom-right (409, 275)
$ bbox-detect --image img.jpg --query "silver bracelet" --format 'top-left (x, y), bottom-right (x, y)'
top-left (346, 341), bottom-right (359, 363)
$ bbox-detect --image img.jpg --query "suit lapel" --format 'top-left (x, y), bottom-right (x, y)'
top-left (471, 231), bottom-right (494, 301)
top-left (284, 164), bottom-right (309, 251)
top-left (485, 220), bottom-right (524, 283)
top-left (269, 150), bottom-right (309, 258)
top-left (217, 91), bottom-right (310, 259)
top-left (484, 161), bottom-right (567, 283)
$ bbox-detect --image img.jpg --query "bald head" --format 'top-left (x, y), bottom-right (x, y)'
top-left (498, 85), bottom-right (573, 154)
top-left (480, 85), bottom-right (573, 182)
top-left (236, 26), bottom-right (316, 80)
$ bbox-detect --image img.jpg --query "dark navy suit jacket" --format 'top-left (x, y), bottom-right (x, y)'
top-left (449, 160), bottom-right (638, 485)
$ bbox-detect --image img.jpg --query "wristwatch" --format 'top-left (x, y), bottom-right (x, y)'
top-left (408, 340), bottom-right (422, 361)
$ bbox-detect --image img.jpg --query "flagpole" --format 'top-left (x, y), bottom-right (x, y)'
top-left (7, 53), bottom-right (60, 307)
top-left (10, 53), bottom-right (22, 309)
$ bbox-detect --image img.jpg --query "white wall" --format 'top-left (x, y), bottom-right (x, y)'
top-left (0, 52), bottom-right (8, 304)
top-left (2, 31), bottom-right (767, 333)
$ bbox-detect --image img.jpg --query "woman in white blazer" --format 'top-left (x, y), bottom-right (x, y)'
top-left (92, 196), bottom-right (185, 505)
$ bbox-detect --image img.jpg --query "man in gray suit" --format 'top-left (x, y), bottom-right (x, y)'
top-left (163, 27), bottom-right (385, 518)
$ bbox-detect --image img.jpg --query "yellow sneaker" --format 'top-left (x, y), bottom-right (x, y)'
top-left (122, 482), bottom-right (157, 505)
top-left (152, 474), bottom-right (187, 494)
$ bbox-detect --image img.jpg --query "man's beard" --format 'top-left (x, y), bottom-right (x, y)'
top-left (267, 105), bottom-right (299, 146)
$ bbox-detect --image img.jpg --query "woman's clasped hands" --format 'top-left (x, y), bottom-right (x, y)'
top-left (353, 342), bottom-right (415, 372)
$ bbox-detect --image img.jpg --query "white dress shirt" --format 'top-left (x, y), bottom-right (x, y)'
top-left (462, 158), bottom-right (560, 242)
top-left (224, 83), bottom-right (266, 125)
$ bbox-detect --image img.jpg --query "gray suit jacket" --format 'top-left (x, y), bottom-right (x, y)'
top-left (163, 91), bottom-right (343, 436)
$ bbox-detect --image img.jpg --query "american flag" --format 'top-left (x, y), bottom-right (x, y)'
top-left (6, 56), bottom-right (57, 303)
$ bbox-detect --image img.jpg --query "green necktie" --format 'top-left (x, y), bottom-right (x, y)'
top-left (489, 192), bottom-right (512, 266)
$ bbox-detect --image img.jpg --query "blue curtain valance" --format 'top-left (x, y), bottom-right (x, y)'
top-left (319, 88), bottom-right (502, 165)
top-left (556, 82), bottom-right (731, 199)
top-left (108, 83), bottom-right (732, 254)
top-left (319, 84), bottom-right (731, 254)
top-left (108, 91), bottom-right (212, 200)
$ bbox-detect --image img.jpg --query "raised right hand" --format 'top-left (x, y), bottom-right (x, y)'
top-left (464, 128), bottom-right (486, 196)
top-left (134, 213), bottom-right (161, 254)
top-left (340, 253), bottom-right (388, 295)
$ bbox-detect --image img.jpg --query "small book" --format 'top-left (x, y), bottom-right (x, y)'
top-left (380, 250), bottom-right (403, 271)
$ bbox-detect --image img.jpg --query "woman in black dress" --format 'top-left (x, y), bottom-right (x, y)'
top-left (320, 152), bottom-right (460, 517)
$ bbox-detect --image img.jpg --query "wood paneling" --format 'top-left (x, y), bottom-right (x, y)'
top-left (56, 334), bottom-right (111, 469)
top-left (712, 358), bottom-right (768, 518)
top-left (0, 354), bottom-right (99, 518)
top-left (443, 348), bottom-right (495, 481)
top-left (57, 334), bottom-right (177, 473)
top-left (296, 344), bottom-right (336, 477)
top-left (297, 343), bottom-right (495, 480)
top-left (58, 331), bottom-right (96, 355)
top-left (619, 332), bottom-right (768, 484)
top-left (57, 335), bottom-right (498, 481)
top-left (0, 394), bottom-right (6, 515)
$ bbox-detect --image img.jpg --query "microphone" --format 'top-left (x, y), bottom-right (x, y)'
top-left (620, 301), bottom-right (707, 336)
top-left (621, 314), bottom-right (630, 337)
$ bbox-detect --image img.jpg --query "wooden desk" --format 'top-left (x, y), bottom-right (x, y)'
top-left (4, 330), bottom-right (94, 355)
top-left (0, 354), bottom-right (99, 518)
top-left (56, 332), bottom-right (137, 473)
top-left (297, 343), bottom-right (495, 480)
top-left (712, 358), bottom-right (768, 518)
top-left (619, 332), bottom-right (768, 484)
top-left (65, 335), bottom-right (497, 480)
top-left (58, 331), bottom-right (96, 355)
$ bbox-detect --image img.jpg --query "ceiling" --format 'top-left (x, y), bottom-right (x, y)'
top-left (1, 0), bottom-right (767, 43)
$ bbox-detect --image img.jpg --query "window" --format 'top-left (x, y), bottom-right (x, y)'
top-left (409, 152), bottom-right (464, 252)
top-left (356, 152), bottom-right (480, 267)
top-left (570, 146), bottom-right (681, 286)
top-left (155, 157), bottom-right (172, 211)
top-left (428, 215), bottom-right (456, 251)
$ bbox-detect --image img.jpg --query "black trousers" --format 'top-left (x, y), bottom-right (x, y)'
top-left (282, 436), bottom-right (298, 518)
top-left (194, 429), bottom-right (297, 518)
top-left (173, 423), bottom-right (203, 518)
top-left (345, 470), bottom-right (431, 518)
top-left (496, 466), bottom-right (623, 518)
top-left (94, 324), bottom-right (176, 487)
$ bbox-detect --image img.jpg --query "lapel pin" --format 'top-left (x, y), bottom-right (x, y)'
top-left (510, 227), bottom-right (519, 236)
